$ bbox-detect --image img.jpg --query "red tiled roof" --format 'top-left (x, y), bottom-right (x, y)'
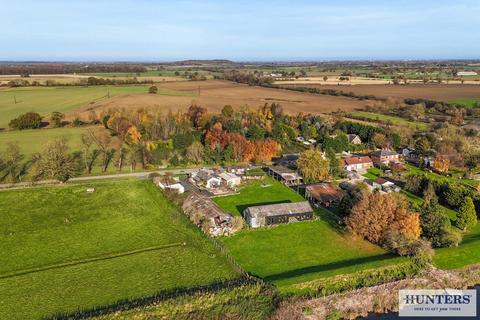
top-left (306, 183), bottom-right (344, 202)
top-left (374, 177), bottom-right (389, 185)
top-left (344, 156), bottom-right (373, 165)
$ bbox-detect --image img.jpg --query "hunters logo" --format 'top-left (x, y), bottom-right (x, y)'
top-left (399, 289), bottom-right (477, 317)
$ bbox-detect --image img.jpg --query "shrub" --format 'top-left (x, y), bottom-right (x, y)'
top-left (382, 230), bottom-right (434, 264)
top-left (8, 112), bottom-right (42, 129)
top-left (149, 85), bottom-right (158, 94)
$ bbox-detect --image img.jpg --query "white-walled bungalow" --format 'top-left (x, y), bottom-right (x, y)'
top-left (341, 156), bottom-right (373, 172)
top-left (154, 176), bottom-right (185, 194)
top-left (218, 172), bottom-right (241, 188)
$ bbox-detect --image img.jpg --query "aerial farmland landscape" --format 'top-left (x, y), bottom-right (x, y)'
top-left (2, 1), bottom-right (480, 320)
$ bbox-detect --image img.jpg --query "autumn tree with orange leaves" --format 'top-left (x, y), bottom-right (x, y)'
top-left (346, 192), bottom-right (420, 244)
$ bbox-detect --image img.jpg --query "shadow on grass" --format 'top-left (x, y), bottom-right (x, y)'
top-left (236, 200), bottom-right (292, 217)
top-left (458, 232), bottom-right (480, 246)
top-left (262, 253), bottom-right (395, 282)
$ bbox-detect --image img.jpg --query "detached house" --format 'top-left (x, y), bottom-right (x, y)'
top-left (191, 169), bottom-right (221, 189)
top-left (342, 156), bottom-right (373, 172)
top-left (371, 150), bottom-right (400, 165)
top-left (218, 172), bottom-right (241, 188)
top-left (347, 134), bottom-right (362, 145)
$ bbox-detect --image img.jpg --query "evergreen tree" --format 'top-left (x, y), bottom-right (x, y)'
top-left (456, 197), bottom-right (477, 231)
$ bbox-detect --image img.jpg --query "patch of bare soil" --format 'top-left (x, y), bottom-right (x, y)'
top-left (70, 80), bottom-right (370, 119)
top-left (270, 265), bottom-right (480, 320)
top-left (281, 84), bottom-right (480, 102)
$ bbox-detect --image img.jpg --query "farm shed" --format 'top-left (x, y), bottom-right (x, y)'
top-left (243, 201), bottom-right (313, 228)
top-left (273, 153), bottom-right (299, 169)
top-left (182, 193), bottom-right (235, 236)
top-left (267, 165), bottom-right (303, 186)
top-left (305, 183), bottom-right (344, 207)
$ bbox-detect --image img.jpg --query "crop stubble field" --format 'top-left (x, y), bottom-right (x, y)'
top-left (71, 80), bottom-right (370, 117)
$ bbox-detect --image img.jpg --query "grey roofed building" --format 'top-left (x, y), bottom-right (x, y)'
top-left (243, 201), bottom-right (313, 228)
top-left (347, 134), bottom-right (362, 145)
top-left (267, 165), bottom-right (303, 186)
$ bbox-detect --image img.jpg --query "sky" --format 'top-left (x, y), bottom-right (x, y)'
top-left (1, 0), bottom-right (479, 61)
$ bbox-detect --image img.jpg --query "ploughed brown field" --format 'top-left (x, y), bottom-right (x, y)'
top-left (69, 80), bottom-right (370, 118)
top-left (281, 84), bottom-right (480, 101)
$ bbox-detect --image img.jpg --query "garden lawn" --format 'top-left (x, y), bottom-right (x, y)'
top-left (221, 209), bottom-right (404, 291)
top-left (0, 85), bottom-right (191, 128)
top-left (362, 167), bottom-right (382, 180)
top-left (212, 177), bottom-right (304, 216)
top-left (0, 179), bottom-right (238, 319)
top-left (434, 222), bottom-right (480, 270)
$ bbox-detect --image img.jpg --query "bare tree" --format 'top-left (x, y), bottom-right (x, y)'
top-left (89, 130), bottom-right (113, 172)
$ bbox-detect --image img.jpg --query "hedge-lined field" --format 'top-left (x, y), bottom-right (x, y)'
top-left (0, 85), bottom-right (191, 128)
top-left (0, 126), bottom-right (104, 158)
top-left (216, 181), bottom-right (404, 291)
top-left (0, 179), bottom-right (238, 319)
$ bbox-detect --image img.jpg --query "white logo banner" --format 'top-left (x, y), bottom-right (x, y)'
top-left (399, 289), bottom-right (476, 317)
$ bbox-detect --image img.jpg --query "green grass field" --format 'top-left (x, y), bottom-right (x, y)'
top-left (216, 180), bottom-right (403, 290)
top-left (221, 210), bottom-right (403, 291)
top-left (212, 178), bottom-right (305, 216)
top-left (0, 85), bottom-right (191, 128)
top-left (0, 179), bottom-right (238, 319)
top-left (434, 223), bottom-right (480, 269)
top-left (449, 98), bottom-right (480, 107)
top-left (0, 125), bottom-right (107, 158)
top-left (347, 111), bottom-right (428, 130)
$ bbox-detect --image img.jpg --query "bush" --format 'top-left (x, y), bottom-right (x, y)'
top-left (382, 230), bottom-right (434, 264)
top-left (149, 85), bottom-right (158, 94)
top-left (8, 112), bottom-right (42, 129)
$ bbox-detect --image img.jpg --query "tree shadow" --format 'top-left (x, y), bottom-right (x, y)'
top-left (458, 232), bottom-right (480, 246)
top-left (261, 253), bottom-right (396, 282)
top-left (237, 200), bottom-right (292, 217)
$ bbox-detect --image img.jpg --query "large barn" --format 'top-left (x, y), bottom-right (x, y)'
top-left (242, 201), bottom-right (313, 228)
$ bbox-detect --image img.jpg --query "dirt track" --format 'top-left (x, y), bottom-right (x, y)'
top-left (71, 80), bottom-right (371, 117)
top-left (283, 83), bottom-right (480, 101)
